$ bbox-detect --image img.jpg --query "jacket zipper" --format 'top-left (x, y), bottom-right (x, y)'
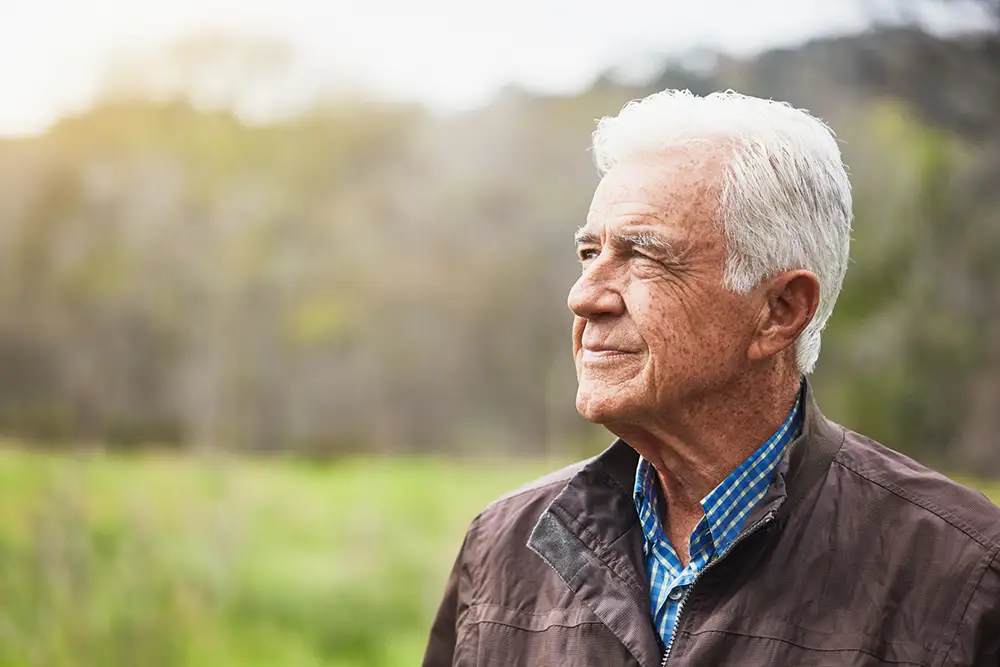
top-left (659, 510), bottom-right (777, 667)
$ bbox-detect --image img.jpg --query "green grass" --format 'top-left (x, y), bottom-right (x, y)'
top-left (0, 448), bottom-right (996, 667)
top-left (0, 449), bottom-right (558, 667)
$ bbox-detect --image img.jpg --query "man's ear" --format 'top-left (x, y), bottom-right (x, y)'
top-left (747, 270), bottom-right (820, 362)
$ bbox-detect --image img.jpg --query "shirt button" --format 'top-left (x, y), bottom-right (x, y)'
top-left (668, 587), bottom-right (685, 601)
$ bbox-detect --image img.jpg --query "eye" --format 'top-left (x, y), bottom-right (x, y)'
top-left (578, 247), bottom-right (600, 262)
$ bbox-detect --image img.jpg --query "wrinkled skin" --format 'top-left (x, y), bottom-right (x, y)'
top-left (568, 146), bottom-right (820, 557)
top-left (570, 148), bottom-right (754, 425)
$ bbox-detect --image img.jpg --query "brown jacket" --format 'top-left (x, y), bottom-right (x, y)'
top-left (423, 388), bottom-right (1000, 666)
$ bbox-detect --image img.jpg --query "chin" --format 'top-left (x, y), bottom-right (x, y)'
top-left (575, 385), bottom-right (634, 425)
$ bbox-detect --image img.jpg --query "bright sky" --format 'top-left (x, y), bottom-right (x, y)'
top-left (0, 0), bottom-right (987, 137)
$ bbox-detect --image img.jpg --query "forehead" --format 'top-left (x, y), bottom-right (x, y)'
top-left (585, 147), bottom-right (726, 241)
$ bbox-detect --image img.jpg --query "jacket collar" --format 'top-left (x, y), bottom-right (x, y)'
top-left (526, 379), bottom-right (844, 667)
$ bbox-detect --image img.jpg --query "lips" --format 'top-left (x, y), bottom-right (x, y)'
top-left (579, 327), bottom-right (640, 358)
top-left (581, 346), bottom-right (637, 362)
top-left (582, 340), bottom-right (639, 354)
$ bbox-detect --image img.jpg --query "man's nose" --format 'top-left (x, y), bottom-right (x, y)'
top-left (567, 262), bottom-right (626, 319)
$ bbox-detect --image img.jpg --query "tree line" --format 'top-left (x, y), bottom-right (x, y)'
top-left (0, 25), bottom-right (996, 472)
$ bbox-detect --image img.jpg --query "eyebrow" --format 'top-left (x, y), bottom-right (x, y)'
top-left (574, 227), bottom-right (676, 252)
top-left (617, 231), bottom-right (672, 250)
top-left (574, 228), bottom-right (600, 246)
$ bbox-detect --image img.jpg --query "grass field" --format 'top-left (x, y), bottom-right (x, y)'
top-left (0, 450), bottom-right (559, 667)
top-left (0, 449), bottom-right (996, 667)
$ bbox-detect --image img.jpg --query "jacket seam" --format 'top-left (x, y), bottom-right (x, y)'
top-left (466, 602), bottom-right (591, 617)
top-left (681, 629), bottom-right (926, 666)
top-left (602, 455), bottom-right (635, 499)
top-left (834, 456), bottom-right (995, 550)
top-left (937, 548), bottom-right (999, 667)
top-left (550, 500), bottom-right (608, 561)
top-left (471, 619), bottom-right (606, 632)
top-left (600, 522), bottom-right (644, 594)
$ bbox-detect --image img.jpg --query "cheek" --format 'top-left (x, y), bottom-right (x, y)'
top-left (700, 292), bottom-right (757, 348)
top-left (628, 286), bottom-right (696, 352)
top-left (629, 284), bottom-right (745, 372)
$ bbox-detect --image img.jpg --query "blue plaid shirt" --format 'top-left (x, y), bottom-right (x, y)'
top-left (633, 393), bottom-right (803, 648)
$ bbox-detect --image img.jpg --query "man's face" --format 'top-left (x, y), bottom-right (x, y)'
top-left (569, 148), bottom-right (763, 425)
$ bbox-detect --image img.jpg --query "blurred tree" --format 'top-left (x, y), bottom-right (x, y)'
top-left (855, 0), bottom-right (1000, 471)
top-left (0, 28), bottom-right (995, 470)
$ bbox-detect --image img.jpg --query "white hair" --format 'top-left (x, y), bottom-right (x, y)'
top-left (592, 89), bottom-right (852, 375)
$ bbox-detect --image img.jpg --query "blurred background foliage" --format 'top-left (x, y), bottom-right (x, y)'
top-left (2, 25), bottom-right (998, 468)
top-left (0, 1), bottom-right (998, 666)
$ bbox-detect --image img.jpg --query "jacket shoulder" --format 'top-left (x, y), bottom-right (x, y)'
top-left (833, 428), bottom-right (1000, 550)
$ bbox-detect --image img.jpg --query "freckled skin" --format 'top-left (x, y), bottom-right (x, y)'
top-left (568, 147), bottom-right (820, 561)
top-left (570, 149), bottom-right (752, 421)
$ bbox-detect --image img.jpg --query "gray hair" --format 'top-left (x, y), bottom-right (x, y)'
top-left (592, 89), bottom-right (853, 374)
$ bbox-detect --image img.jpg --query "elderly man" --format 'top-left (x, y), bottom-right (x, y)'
top-left (422, 90), bottom-right (1000, 666)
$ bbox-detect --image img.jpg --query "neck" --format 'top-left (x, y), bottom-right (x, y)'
top-left (612, 372), bottom-right (801, 515)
